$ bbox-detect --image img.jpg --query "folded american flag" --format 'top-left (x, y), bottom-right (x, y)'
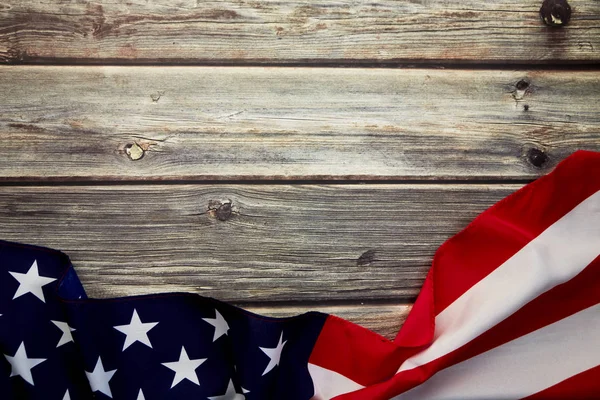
top-left (1, 150), bottom-right (599, 400)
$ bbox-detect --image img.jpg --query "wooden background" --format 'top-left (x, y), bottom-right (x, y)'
top-left (1, 0), bottom-right (599, 340)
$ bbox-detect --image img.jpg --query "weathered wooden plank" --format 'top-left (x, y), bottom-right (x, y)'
top-left (0, 183), bottom-right (518, 302)
top-left (247, 303), bottom-right (411, 340)
top-left (1, 67), bottom-right (599, 181)
top-left (0, 0), bottom-right (598, 64)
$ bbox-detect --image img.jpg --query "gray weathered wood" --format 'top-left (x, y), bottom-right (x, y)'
top-left (0, 183), bottom-right (518, 302)
top-left (1, 67), bottom-right (599, 181)
top-left (1, 0), bottom-right (599, 64)
top-left (247, 303), bottom-right (411, 340)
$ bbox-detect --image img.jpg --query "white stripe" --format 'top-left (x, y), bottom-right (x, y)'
top-left (397, 190), bottom-right (600, 374)
top-left (308, 363), bottom-right (364, 400)
top-left (393, 303), bottom-right (600, 399)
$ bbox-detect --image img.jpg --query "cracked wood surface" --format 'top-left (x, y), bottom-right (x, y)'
top-left (0, 0), bottom-right (599, 64)
top-left (1, 66), bottom-right (599, 181)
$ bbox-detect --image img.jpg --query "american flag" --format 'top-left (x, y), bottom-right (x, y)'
top-left (1, 150), bottom-right (599, 399)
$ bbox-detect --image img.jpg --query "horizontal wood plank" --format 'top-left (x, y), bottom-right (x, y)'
top-left (246, 303), bottom-right (411, 340)
top-left (0, 0), bottom-right (599, 64)
top-left (0, 183), bottom-right (518, 302)
top-left (1, 67), bottom-right (599, 181)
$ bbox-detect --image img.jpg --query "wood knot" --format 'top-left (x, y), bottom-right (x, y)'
top-left (208, 200), bottom-right (234, 221)
top-left (515, 80), bottom-right (530, 91)
top-left (125, 143), bottom-right (144, 161)
top-left (357, 250), bottom-right (376, 267)
top-left (150, 90), bottom-right (164, 103)
top-left (527, 148), bottom-right (549, 168)
top-left (216, 203), bottom-right (232, 221)
top-left (540, 0), bottom-right (571, 27)
top-left (513, 79), bottom-right (531, 101)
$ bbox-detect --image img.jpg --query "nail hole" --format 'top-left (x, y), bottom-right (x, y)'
top-left (523, 104), bottom-right (530, 111)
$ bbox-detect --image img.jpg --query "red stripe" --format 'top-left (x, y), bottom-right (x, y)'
top-left (309, 315), bottom-right (404, 386)
top-left (306, 151), bottom-right (600, 398)
top-left (348, 256), bottom-right (600, 399)
top-left (417, 150), bottom-right (600, 318)
top-left (395, 150), bottom-right (600, 359)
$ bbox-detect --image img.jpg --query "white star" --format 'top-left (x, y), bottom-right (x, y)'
top-left (85, 357), bottom-right (117, 398)
top-left (208, 379), bottom-right (245, 400)
top-left (9, 260), bottom-right (56, 303)
top-left (136, 389), bottom-right (145, 400)
top-left (242, 387), bottom-right (250, 394)
top-left (203, 309), bottom-right (230, 342)
top-left (113, 309), bottom-right (159, 351)
top-left (63, 389), bottom-right (71, 400)
top-left (3, 342), bottom-right (46, 385)
top-left (161, 346), bottom-right (207, 388)
top-left (259, 332), bottom-right (287, 376)
top-left (51, 320), bottom-right (76, 347)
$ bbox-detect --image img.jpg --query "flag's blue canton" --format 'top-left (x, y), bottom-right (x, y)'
top-left (0, 240), bottom-right (327, 399)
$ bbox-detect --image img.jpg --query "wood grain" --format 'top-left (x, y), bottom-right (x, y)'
top-left (1, 67), bottom-right (599, 181)
top-left (0, 183), bottom-right (518, 302)
top-left (1, 0), bottom-right (598, 64)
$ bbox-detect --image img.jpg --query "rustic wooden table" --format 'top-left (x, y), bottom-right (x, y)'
top-left (1, 0), bottom-right (599, 339)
